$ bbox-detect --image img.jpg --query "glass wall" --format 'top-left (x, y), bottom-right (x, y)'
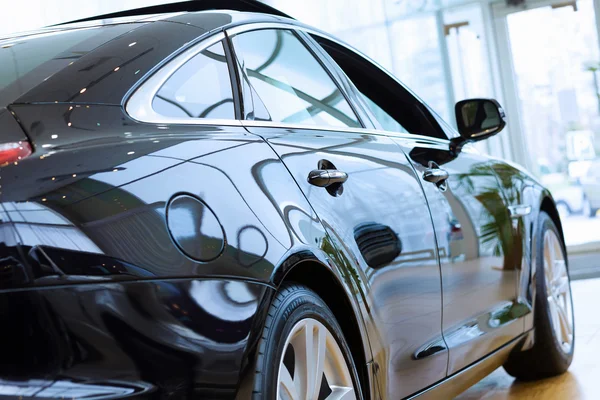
top-left (389, 14), bottom-right (450, 121)
top-left (444, 4), bottom-right (494, 101)
top-left (499, 0), bottom-right (600, 247)
top-left (443, 3), bottom-right (499, 153)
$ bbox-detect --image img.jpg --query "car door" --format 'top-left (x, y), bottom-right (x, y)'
top-left (228, 27), bottom-right (447, 398)
top-left (400, 135), bottom-right (527, 375)
top-left (307, 32), bottom-right (527, 377)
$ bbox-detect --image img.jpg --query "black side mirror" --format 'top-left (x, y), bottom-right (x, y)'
top-left (452, 98), bottom-right (506, 153)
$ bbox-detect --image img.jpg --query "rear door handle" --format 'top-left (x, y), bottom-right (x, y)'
top-left (307, 169), bottom-right (348, 187)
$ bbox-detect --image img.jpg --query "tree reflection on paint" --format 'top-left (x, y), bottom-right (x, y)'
top-left (456, 162), bottom-right (522, 271)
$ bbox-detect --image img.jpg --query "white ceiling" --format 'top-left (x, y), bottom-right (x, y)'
top-left (0, 0), bottom-right (166, 36)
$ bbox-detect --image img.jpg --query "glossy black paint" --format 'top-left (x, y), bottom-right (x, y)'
top-left (10, 13), bottom-right (283, 107)
top-left (490, 160), bottom-right (548, 333)
top-left (166, 194), bottom-right (226, 262)
top-left (0, 7), bottom-right (562, 400)
top-left (249, 125), bottom-right (448, 399)
top-left (0, 107), bottom-right (27, 143)
top-left (0, 103), bottom-right (325, 398)
top-left (15, 21), bottom-right (206, 105)
top-left (0, 278), bottom-right (270, 398)
top-left (3, 104), bottom-right (320, 283)
top-left (400, 138), bottom-right (524, 375)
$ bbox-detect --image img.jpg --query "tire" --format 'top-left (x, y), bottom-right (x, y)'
top-left (503, 211), bottom-right (575, 380)
top-left (252, 283), bottom-right (363, 399)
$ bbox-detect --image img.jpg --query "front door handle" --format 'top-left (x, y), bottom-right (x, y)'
top-left (307, 169), bottom-right (348, 187)
top-left (423, 168), bottom-right (449, 184)
top-left (508, 204), bottom-right (532, 219)
top-left (423, 161), bottom-right (449, 191)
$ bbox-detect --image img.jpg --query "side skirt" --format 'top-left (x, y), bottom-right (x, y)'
top-left (407, 331), bottom-right (531, 399)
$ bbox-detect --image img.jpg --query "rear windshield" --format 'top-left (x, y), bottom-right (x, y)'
top-left (0, 24), bottom-right (139, 108)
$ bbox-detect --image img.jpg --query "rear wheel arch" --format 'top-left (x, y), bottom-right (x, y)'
top-left (276, 258), bottom-right (372, 400)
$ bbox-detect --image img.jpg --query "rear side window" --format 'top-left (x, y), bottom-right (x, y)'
top-left (231, 29), bottom-right (361, 128)
top-left (0, 24), bottom-right (137, 108)
top-left (152, 41), bottom-right (235, 119)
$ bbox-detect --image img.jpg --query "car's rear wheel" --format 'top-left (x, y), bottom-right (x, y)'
top-left (503, 211), bottom-right (575, 380)
top-left (252, 283), bottom-right (362, 399)
top-left (278, 318), bottom-right (356, 399)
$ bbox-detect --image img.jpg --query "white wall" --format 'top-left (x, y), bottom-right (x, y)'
top-left (0, 0), bottom-right (166, 36)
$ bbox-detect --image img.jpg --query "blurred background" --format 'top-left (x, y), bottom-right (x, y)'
top-left (2, 0), bottom-right (600, 276)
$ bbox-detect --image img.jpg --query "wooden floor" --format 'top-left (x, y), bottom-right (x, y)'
top-left (456, 278), bottom-right (600, 400)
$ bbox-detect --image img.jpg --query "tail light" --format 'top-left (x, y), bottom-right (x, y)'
top-left (0, 141), bottom-right (32, 166)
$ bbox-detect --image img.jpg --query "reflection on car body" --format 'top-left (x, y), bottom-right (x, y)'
top-left (0, 2), bottom-right (574, 399)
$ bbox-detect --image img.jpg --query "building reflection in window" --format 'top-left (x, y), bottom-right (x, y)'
top-left (152, 41), bottom-right (235, 119)
top-left (232, 29), bottom-right (361, 128)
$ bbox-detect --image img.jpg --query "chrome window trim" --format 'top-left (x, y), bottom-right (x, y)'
top-left (125, 32), bottom-right (242, 126)
top-left (240, 120), bottom-right (451, 146)
top-left (225, 22), bottom-right (305, 36)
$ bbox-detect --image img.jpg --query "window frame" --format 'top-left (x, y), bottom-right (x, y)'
top-left (303, 30), bottom-right (463, 142)
top-left (124, 19), bottom-right (455, 147)
top-left (225, 26), bottom-right (366, 130)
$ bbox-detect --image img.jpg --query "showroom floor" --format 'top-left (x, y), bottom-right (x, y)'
top-left (456, 278), bottom-right (600, 399)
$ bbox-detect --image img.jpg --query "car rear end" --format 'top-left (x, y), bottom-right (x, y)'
top-left (0, 17), bottom-right (277, 398)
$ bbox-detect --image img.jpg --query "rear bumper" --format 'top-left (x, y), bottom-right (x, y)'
top-left (0, 277), bottom-right (272, 399)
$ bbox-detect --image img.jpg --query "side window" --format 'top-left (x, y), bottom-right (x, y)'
top-left (231, 29), bottom-right (361, 128)
top-left (312, 34), bottom-right (450, 140)
top-left (152, 41), bottom-right (235, 119)
top-left (361, 95), bottom-right (408, 134)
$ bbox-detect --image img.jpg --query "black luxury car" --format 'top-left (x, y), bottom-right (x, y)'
top-left (0, 1), bottom-right (575, 399)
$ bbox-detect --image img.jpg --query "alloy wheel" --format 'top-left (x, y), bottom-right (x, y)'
top-left (543, 229), bottom-right (574, 353)
top-left (277, 318), bottom-right (356, 400)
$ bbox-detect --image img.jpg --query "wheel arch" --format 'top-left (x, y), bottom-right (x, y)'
top-left (519, 190), bottom-right (566, 336)
top-left (540, 193), bottom-right (566, 246)
top-left (273, 253), bottom-right (373, 400)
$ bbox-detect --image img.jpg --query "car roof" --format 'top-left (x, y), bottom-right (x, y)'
top-left (3, 1), bottom-right (356, 108)
top-left (8, 10), bottom-right (305, 106)
top-left (0, 0), bottom-right (293, 42)
top-left (56, 0), bottom-right (294, 25)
